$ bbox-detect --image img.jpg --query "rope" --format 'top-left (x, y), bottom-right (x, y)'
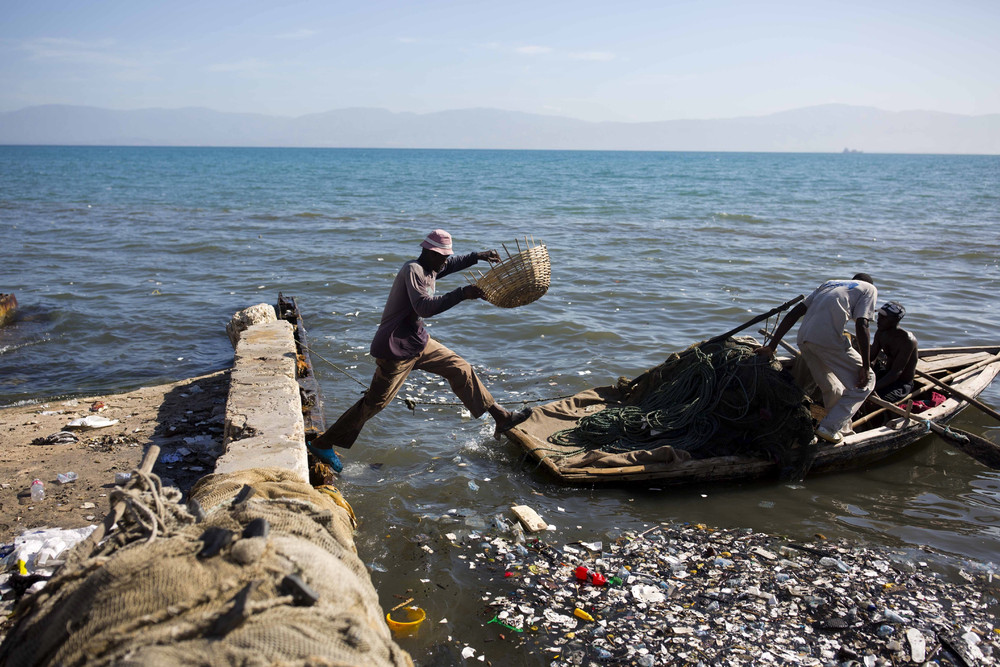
top-left (298, 341), bottom-right (574, 409)
top-left (100, 468), bottom-right (191, 551)
top-left (298, 342), bottom-right (369, 388)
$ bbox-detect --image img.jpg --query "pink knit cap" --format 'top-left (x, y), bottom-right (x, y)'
top-left (420, 229), bottom-right (453, 255)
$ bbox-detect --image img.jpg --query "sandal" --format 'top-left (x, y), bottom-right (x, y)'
top-left (307, 442), bottom-right (344, 473)
top-left (493, 406), bottom-right (533, 440)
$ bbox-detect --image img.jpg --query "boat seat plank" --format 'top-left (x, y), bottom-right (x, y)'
top-left (917, 352), bottom-right (992, 373)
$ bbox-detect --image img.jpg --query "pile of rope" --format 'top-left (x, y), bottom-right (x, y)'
top-left (550, 337), bottom-right (814, 462)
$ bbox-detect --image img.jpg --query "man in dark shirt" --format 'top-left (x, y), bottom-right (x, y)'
top-left (308, 229), bottom-right (532, 468)
top-left (870, 301), bottom-right (918, 402)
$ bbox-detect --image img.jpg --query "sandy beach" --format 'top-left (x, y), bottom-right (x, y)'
top-left (0, 371), bottom-right (229, 545)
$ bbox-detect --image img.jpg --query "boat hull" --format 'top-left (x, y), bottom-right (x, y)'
top-left (506, 346), bottom-right (1000, 486)
top-left (0, 293), bottom-right (16, 326)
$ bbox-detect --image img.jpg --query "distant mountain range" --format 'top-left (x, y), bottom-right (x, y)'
top-left (1, 103), bottom-right (998, 154)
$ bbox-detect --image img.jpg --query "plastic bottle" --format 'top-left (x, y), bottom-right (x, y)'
top-left (30, 479), bottom-right (44, 501)
top-left (883, 608), bottom-right (907, 623)
top-left (819, 556), bottom-right (851, 573)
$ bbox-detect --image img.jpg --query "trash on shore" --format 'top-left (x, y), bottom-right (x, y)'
top-left (30, 431), bottom-right (79, 446)
top-left (1, 525), bottom-right (97, 610)
top-left (452, 519), bottom-right (998, 666)
top-left (64, 415), bottom-right (119, 430)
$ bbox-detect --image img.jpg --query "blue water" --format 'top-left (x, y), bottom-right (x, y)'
top-left (3, 146), bottom-right (1000, 663)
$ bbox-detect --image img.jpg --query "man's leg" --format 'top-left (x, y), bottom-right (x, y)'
top-left (415, 338), bottom-right (533, 438)
top-left (798, 341), bottom-right (844, 416)
top-left (415, 338), bottom-right (495, 417)
top-left (807, 340), bottom-right (875, 434)
top-left (312, 355), bottom-right (418, 449)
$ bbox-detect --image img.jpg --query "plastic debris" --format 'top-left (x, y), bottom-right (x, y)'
top-left (457, 521), bottom-right (998, 666)
top-left (56, 472), bottom-right (78, 484)
top-left (2, 526), bottom-right (97, 579)
top-left (30, 431), bottom-right (79, 446)
top-left (65, 415), bottom-right (119, 430)
top-left (510, 504), bottom-right (548, 532)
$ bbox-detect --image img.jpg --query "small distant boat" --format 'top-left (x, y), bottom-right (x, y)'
top-left (0, 293), bottom-right (17, 326)
top-left (506, 345), bottom-right (1000, 486)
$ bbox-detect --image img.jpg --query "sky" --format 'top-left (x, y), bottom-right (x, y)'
top-left (1, 0), bottom-right (998, 123)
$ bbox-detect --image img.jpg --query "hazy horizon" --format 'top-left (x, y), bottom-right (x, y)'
top-left (4, 103), bottom-right (999, 154)
top-left (5, 100), bottom-right (1000, 125)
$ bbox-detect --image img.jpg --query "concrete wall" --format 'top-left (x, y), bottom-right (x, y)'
top-left (217, 317), bottom-right (309, 481)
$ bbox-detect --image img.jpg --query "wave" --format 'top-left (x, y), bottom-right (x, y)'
top-left (713, 212), bottom-right (768, 223)
top-left (0, 335), bottom-right (51, 355)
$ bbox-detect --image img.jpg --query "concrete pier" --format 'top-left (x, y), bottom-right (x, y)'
top-left (217, 308), bottom-right (310, 481)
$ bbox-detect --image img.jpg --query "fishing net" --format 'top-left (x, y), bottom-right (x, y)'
top-left (550, 337), bottom-right (815, 462)
top-left (0, 467), bottom-right (412, 667)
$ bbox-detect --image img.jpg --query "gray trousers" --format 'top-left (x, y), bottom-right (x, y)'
top-left (799, 338), bottom-right (875, 434)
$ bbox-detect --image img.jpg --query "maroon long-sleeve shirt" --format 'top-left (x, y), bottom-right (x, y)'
top-left (369, 252), bottom-right (480, 360)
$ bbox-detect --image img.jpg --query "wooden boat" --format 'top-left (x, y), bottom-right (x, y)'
top-left (0, 293), bottom-right (16, 326)
top-left (506, 345), bottom-right (1000, 486)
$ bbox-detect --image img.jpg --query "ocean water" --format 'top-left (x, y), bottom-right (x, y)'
top-left (2, 146), bottom-right (1000, 662)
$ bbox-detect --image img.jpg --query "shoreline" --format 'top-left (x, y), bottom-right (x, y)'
top-left (0, 370), bottom-right (230, 545)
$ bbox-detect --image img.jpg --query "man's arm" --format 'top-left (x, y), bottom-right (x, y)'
top-left (870, 330), bottom-right (883, 365)
top-left (406, 266), bottom-right (473, 318)
top-left (755, 302), bottom-right (807, 356)
top-left (875, 334), bottom-right (918, 391)
top-left (855, 317), bottom-right (872, 388)
top-left (437, 250), bottom-right (498, 279)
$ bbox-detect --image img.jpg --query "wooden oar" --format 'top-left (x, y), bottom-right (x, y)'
top-left (866, 395), bottom-right (1000, 470)
top-left (914, 367), bottom-right (1000, 423)
top-left (853, 355), bottom-right (1000, 429)
top-left (706, 294), bottom-right (804, 345)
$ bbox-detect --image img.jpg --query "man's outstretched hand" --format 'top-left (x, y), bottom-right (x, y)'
top-left (463, 285), bottom-right (486, 300)
top-left (478, 250), bottom-right (501, 264)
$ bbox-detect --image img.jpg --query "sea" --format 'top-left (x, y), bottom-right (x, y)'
top-left (2, 146), bottom-right (1000, 663)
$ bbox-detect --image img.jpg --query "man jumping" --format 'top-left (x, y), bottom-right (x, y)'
top-left (308, 229), bottom-right (532, 470)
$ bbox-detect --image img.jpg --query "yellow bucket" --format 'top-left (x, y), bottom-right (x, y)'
top-left (386, 606), bottom-right (426, 637)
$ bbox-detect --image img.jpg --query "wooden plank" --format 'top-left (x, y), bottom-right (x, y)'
top-left (917, 352), bottom-right (991, 373)
top-left (919, 346), bottom-right (1000, 356)
top-left (511, 505), bottom-right (549, 532)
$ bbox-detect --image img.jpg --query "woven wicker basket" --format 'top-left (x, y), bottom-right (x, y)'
top-left (470, 238), bottom-right (550, 308)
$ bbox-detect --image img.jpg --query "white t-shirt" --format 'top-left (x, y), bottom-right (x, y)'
top-left (796, 279), bottom-right (878, 349)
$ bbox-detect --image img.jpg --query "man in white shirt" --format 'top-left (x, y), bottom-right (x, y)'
top-left (756, 273), bottom-right (877, 445)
